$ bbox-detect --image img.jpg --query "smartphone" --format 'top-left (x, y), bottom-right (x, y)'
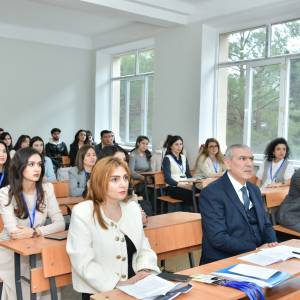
top-left (158, 272), bottom-right (191, 282)
top-left (45, 232), bottom-right (68, 240)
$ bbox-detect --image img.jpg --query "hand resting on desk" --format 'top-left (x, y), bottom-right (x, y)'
top-left (257, 242), bottom-right (279, 250)
top-left (116, 270), bottom-right (151, 286)
top-left (10, 225), bottom-right (34, 239)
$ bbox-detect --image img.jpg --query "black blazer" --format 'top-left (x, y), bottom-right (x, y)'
top-left (199, 172), bottom-right (276, 264)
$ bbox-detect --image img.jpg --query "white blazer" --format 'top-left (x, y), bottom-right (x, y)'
top-left (66, 200), bottom-right (160, 294)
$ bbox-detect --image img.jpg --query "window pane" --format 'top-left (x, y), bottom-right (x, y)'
top-left (217, 66), bottom-right (245, 146)
top-left (138, 49), bottom-right (154, 73)
top-left (129, 80), bottom-right (143, 142)
top-left (219, 27), bottom-right (266, 62)
top-left (147, 76), bottom-right (154, 140)
top-left (288, 59), bottom-right (300, 159)
top-left (271, 19), bottom-right (300, 56)
top-left (113, 53), bottom-right (136, 77)
top-left (250, 64), bottom-right (280, 154)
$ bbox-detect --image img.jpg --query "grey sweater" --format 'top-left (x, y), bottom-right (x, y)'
top-left (129, 150), bottom-right (151, 180)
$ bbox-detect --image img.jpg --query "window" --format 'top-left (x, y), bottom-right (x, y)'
top-left (217, 18), bottom-right (300, 160)
top-left (111, 49), bottom-right (154, 145)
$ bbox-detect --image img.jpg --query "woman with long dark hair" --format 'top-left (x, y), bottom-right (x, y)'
top-left (66, 157), bottom-right (159, 299)
top-left (69, 129), bottom-right (87, 166)
top-left (69, 145), bottom-right (97, 197)
top-left (0, 141), bottom-right (10, 188)
top-left (0, 147), bottom-right (65, 299)
top-left (256, 137), bottom-right (294, 187)
top-left (0, 132), bottom-right (13, 152)
top-left (194, 138), bottom-right (226, 178)
top-left (162, 135), bottom-right (197, 211)
top-left (30, 136), bottom-right (56, 182)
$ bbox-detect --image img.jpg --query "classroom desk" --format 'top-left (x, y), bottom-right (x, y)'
top-left (57, 196), bottom-right (84, 215)
top-left (0, 231), bottom-right (67, 300)
top-left (144, 212), bottom-right (202, 264)
top-left (91, 239), bottom-right (300, 300)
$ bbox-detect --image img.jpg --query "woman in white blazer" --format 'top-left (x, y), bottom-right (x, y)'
top-left (0, 147), bottom-right (65, 300)
top-left (66, 157), bottom-right (160, 299)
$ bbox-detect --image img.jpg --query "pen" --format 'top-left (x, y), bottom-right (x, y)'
top-left (292, 251), bottom-right (300, 255)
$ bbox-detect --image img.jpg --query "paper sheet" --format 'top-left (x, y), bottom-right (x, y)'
top-left (229, 264), bottom-right (278, 280)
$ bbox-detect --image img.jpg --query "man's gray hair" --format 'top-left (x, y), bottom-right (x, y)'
top-left (224, 144), bottom-right (251, 159)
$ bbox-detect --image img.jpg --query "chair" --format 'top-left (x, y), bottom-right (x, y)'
top-left (273, 225), bottom-right (300, 238)
top-left (61, 156), bottom-right (70, 167)
top-left (264, 189), bottom-right (288, 224)
top-left (31, 244), bottom-right (72, 300)
top-left (52, 181), bottom-right (70, 198)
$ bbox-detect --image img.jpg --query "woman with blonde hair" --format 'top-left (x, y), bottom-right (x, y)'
top-left (66, 157), bottom-right (159, 299)
top-left (194, 138), bottom-right (226, 178)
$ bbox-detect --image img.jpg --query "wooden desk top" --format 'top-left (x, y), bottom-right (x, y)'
top-left (57, 196), bottom-right (84, 206)
top-left (145, 212), bottom-right (201, 229)
top-left (261, 186), bottom-right (289, 196)
top-left (92, 239), bottom-right (300, 300)
top-left (0, 231), bottom-right (67, 256)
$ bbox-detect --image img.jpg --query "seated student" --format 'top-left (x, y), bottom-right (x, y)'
top-left (30, 136), bottom-right (56, 182)
top-left (161, 135), bottom-right (197, 211)
top-left (129, 136), bottom-right (153, 215)
top-left (256, 138), bottom-right (294, 188)
top-left (0, 128), bottom-right (4, 135)
top-left (95, 130), bottom-right (115, 157)
top-left (0, 147), bottom-right (65, 300)
top-left (66, 157), bottom-right (160, 299)
top-left (194, 138), bottom-right (226, 178)
top-left (0, 132), bottom-right (13, 154)
top-left (0, 141), bottom-right (10, 188)
top-left (69, 129), bottom-right (87, 166)
top-left (199, 144), bottom-right (277, 264)
top-left (11, 135), bottom-right (31, 159)
top-left (69, 145), bottom-right (97, 197)
top-left (45, 128), bottom-right (69, 171)
top-left (85, 130), bottom-right (95, 146)
top-left (277, 169), bottom-right (300, 232)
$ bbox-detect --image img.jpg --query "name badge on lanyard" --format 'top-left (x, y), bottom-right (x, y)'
top-left (21, 193), bottom-right (37, 228)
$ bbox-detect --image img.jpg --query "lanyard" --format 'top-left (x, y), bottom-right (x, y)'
top-left (269, 159), bottom-right (285, 181)
top-left (211, 158), bottom-right (219, 173)
top-left (170, 154), bottom-right (185, 175)
top-left (219, 280), bottom-right (265, 300)
top-left (21, 193), bottom-right (37, 228)
top-left (0, 172), bottom-right (5, 187)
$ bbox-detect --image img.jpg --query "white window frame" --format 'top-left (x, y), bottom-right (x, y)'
top-left (110, 46), bottom-right (154, 147)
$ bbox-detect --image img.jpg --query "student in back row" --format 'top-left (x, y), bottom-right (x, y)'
top-left (0, 141), bottom-right (10, 188)
top-left (69, 129), bottom-right (87, 166)
top-left (256, 137), bottom-right (294, 188)
top-left (95, 130), bottom-right (115, 157)
top-left (194, 138), bottom-right (226, 179)
top-left (162, 135), bottom-right (197, 211)
top-left (45, 128), bottom-right (68, 171)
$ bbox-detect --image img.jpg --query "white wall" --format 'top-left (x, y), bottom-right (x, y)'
top-left (153, 22), bottom-right (202, 164)
top-left (0, 37), bottom-right (94, 147)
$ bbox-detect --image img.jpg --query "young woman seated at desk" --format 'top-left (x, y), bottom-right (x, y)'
top-left (0, 147), bottom-right (65, 300)
top-left (66, 157), bottom-right (160, 300)
top-left (0, 141), bottom-right (10, 188)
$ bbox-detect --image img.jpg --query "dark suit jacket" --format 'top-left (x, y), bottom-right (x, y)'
top-left (199, 172), bottom-right (276, 264)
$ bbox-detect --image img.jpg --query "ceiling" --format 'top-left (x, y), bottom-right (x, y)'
top-left (0, 0), bottom-right (298, 49)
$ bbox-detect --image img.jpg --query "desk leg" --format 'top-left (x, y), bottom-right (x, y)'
top-left (192, 184), bottom-right (198, 213)
top-left (14, 253), bottom-right (23, 300)
top-left (188, 252), bottom-right (195, 268)
top-left (153, 187), bottom-right (157, 215)
top-left (143, 179), bottom-right (150, 203)
top-left (29, 255), bottom-right (37, 300)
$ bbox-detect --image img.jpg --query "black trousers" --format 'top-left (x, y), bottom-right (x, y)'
top-left (82, 293), bottom-right (92, 300)
top-left (167, 186), bottom-right (198, 212)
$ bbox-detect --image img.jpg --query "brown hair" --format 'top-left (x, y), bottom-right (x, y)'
top-left (86, 157), bottom-right (130, 229)
top-left (194, 138), bottom-right (224, 168)
top-left (75, 145), bottom-right (96, 172)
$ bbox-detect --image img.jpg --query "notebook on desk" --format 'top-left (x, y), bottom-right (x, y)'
top-left (213, 263), bottom-right (291, 288)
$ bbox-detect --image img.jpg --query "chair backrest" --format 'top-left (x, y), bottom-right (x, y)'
top-left (31, 244), bottom-right (72, 294)
top-left (248, 175), bottom-right (258, 185)
top-left (52, 181), bottom-right (70, 198)
top-left (153, 171), bottom-right (166, 186)
top-left (265, 189), bottom-right (289, 208)
top-left (61, 156), bottom-right (70, 167)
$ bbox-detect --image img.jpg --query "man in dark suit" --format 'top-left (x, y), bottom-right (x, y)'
top-left (199, 144), bottom-right (277, 264)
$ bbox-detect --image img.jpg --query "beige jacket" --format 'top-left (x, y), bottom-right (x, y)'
top-left (66, 200), bottom-right (160, 294)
